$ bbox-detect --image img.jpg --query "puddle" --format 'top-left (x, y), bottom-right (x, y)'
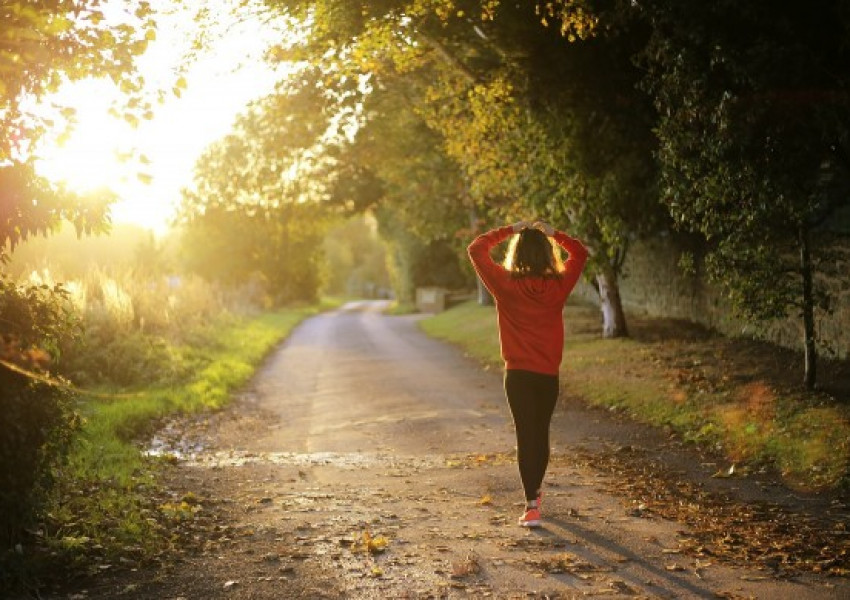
top-left (180, 450), bottom-right (443, 470)
top-left (145, 423), bottom-right (206, 460)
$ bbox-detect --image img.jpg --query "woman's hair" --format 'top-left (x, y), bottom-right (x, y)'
top-left (503, 228), bottom-right (563, 279)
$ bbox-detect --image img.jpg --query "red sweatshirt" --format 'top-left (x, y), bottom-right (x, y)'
top-left (467, 225), bottom-right (588, 375)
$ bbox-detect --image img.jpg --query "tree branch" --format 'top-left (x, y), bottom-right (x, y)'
top-left (416, 30), bottom-right (482, 85)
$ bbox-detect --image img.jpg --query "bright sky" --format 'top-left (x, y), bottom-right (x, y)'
top-left (35, 1), bottom-right (290, 234)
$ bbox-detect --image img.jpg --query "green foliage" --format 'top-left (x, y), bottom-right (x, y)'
top-left (321, 73), bottom-right (476, 301)
top-left (641, 0), bottom-right (850, 385)
top-left (1, 0), bottom-right (157, 261)
top-left (642, 0), bottom-right (850, 315)
top-left (323, 215), bottom-right (391, 297)
top-left (179, 203), bottom-right (327, 305)
top-left (178, 75), bottom-right (334, 304)
top-left (67, 329), bottom-right (187, 387)
top-left (0, 275), bottom-right (80, 358)
top-left (0, 376), bottom-right (80, 551)
top-left (0, 276), bottom-right (81, 553)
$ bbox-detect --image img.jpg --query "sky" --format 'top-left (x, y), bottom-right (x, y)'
top-left (35, 0), bottom-right (290, 234)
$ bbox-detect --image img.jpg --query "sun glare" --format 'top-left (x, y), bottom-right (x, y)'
top-left (35, 0), bottom-right (290, 234)
top-left (36, 79), bottom-right (134, 193)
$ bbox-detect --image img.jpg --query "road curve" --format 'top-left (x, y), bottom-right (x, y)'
top-left (245, 300), bottom-right (515, 456)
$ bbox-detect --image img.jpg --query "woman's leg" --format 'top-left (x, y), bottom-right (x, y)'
top-left (504, 369), bottom-right (559, 501)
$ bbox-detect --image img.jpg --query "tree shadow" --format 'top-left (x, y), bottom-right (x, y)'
top-left (526, 515), bottom-right (779, 599)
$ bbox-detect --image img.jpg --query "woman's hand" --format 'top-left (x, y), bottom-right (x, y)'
top-left (533, 221), bottom-right (555, 236)
top-left (511, 220), bottom-right (532, 233)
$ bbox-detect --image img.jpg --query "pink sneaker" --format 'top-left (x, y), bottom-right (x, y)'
top-left (518, 507), bottom-right (542, 528)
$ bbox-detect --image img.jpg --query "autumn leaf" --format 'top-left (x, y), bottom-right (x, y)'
top-left (352, 530), bottom-right (388, 555)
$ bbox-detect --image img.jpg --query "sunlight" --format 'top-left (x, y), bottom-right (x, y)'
top-left (35, 0), bottom-right (291, 234)
top-left (36, 79), bottom-right (134, 194)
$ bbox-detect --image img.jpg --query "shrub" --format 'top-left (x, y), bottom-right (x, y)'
top-left (0, 276), bottom-right (81, 550)
top-left (0, 374), bottom-right (79, 548)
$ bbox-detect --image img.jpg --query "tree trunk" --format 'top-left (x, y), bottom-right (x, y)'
top-left (476, 277), bottom-right (493, 306)
top-left (596, 268), bottom-right (628, 338)
top-left (468, 204), bottom-right (493, 306)
top-left (799, 225), bottom-right (817, 389)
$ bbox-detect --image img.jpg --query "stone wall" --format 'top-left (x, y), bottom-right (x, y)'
top-left (574, 234), bottom-right (850, 359)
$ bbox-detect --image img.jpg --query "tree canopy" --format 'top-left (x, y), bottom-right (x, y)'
top-left (248, 0), bottom-right (850, 383)
top-left (177, 70), bottom-right (336, 303)
top-left (259, 0), bottom-right (667, 335)
top-left (1, 0), bottom-right (158, 260)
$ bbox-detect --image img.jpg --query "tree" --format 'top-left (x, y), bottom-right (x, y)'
top-left (323, 214), bottom-right (390, 298)
top-left (0, 0), bottom-right (158, 261)
top-left (642, 0), bottom-right (850, 388)
top-left (267, 0), bottom-right (664, 336)
top-left (178, 72), bottom-right (335, 304)
top-left (343, 80), bottom-right (476, 303)
top-left (414, 1), bottom-right (663, 336)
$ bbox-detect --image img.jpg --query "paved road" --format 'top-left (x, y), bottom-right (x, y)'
top-left (245, 300), bottom-right (514, 457)
top-left (91, 301), bottom-right (850, 599)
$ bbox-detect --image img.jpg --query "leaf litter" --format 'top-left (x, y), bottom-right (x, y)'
top-left (572, 445), bottom-right (850, 576)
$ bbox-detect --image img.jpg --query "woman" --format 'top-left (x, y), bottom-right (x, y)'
top-left (468, 220), bottom-right (588, 527)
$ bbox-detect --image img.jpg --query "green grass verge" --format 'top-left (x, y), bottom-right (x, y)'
top-left (45, 303), bottom-right (329, 567)
top-left (421, 300), bottom-right (850, 491)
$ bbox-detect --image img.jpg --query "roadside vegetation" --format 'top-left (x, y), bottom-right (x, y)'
top-left (421, 300), bottom-right (850, 492)
top-left (0, 257), bottom-right (335, 594)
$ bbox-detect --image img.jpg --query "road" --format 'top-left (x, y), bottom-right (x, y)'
top-left (86, 301), bottom-right (849, 599)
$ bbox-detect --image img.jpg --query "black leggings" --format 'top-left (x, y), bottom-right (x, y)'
top-left (504, 369), bottom-right (559, 501)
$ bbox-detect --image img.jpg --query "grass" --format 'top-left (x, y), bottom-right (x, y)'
top-left (42, 303), bottom-right (330, 569)
top-left (420, 300), bottom-right (850, 491)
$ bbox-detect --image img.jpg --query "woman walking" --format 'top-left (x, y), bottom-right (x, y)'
top-left (468, 220), bottom-right (588, 527)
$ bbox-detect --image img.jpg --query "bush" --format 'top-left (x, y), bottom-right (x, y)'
top-left (0, 374), bottom-right (79, 548)
top-left (0, 276), bottom-right (81, 551)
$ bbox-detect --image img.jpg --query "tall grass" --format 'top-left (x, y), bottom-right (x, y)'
top-left (25, 268), bottom-right (268, 387)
